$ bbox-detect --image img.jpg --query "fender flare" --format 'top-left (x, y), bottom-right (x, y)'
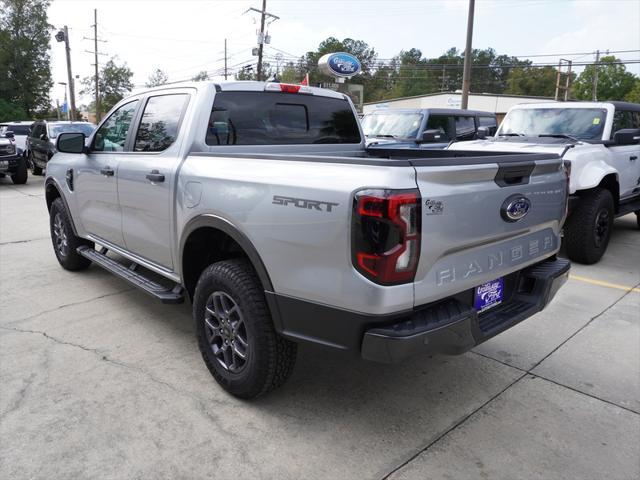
top-left (44, 177), bottom-right (79, 236)
top-left (572, 157), bottom-right (619, 193)
top-left (179, 214), bottom-right (274, 292)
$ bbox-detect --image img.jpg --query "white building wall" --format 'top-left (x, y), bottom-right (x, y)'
top-left (363, 93), bottom-right (556, 115)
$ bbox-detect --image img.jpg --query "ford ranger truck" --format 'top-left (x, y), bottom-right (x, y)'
top-left (44, 81), bottom-right (569, 399)
top-left (449, 101), bottom-right (640, 264)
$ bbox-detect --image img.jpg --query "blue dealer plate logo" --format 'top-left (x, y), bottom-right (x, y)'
top-left (474, 277), bottom-right (504, 313)
top-left (327, 53), bottom-right (361, 77)
top-left (501, 195), bottom-right (531, 222)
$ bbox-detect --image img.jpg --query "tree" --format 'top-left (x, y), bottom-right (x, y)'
top-left (81, 57), bottom-right (134, 113)
top-left (625, 78), bottom-right (640, 103)
top-left (573, 56), bottom-right (637, 101)
top-left (0, 98), bottom-right (28, 122)
top-left (145, 68), bottom-right (168, 87)
top-left (505, 66), bottom-right (558, 97)
top-left (0, 0), bottom-right (53, 116)
top-left (191, 71), bottom-right (208, 82)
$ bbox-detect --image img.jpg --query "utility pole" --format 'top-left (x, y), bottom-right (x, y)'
top-left (592, 49), bottom-right (600, 101)
top-left (460, 0), bottom-right (475, 109)
top-left (256, 0), bottom-right (267, 81)
top-left (94, 9), bottom-right (101, 122)
top-left (84, 10), bottom-right (106, 122)
top-left (63, 27), bottom-right (76, 120)
top-left (224, 38), bottom-right (228, 80)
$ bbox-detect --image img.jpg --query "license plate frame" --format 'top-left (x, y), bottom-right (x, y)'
top-left (474, 277), bottom-right (504, 313)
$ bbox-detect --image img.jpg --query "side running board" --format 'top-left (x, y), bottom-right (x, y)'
top-left (77, 246), bottom-right (184, 304)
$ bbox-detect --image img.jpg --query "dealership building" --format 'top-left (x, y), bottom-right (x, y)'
top-left (363, 92), bottom-right (557, 123)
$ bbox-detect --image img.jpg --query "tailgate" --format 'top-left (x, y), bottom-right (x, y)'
top-left (412, 153), bottom-right (567, 306)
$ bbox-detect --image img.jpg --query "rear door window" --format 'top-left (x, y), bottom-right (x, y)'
top-left (134, 94), bottom-right (189, 152)
top-left (478, 116), bottom-right (497, 135)
top-left (206, 91), bottom-right (361, 145)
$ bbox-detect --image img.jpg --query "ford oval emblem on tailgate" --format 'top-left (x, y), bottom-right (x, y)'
top-left (501, 195), bottom-right (531, 222)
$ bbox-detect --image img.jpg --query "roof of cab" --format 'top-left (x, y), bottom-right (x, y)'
top-left (137, 80), bottom-right (348, 100)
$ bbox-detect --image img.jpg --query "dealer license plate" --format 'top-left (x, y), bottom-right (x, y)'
top-left (474, 277), bottom-right (504, 313)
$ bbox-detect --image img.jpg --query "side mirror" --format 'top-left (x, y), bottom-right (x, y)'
top-left (57, 132), bottom-right (86, 154)
top-left (40, 133), bottom-right (48, 141)
top-left (613, 128), bottom-right (640, 145)
top-left (4, 130), bottom-right (14, 139)
top-left (476, 126), bottom-right (489, 140)
top-left (416, 129), bottom-right (444, 144)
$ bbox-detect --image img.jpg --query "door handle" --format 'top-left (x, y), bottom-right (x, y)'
top-left (630, 156), bottom-right (638, 161)
top-left (100, 167), bottom-right (114, 176)
top-left (145, 169), bottom-right (165, 183)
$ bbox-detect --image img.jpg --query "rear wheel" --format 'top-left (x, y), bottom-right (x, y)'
top-left (30, 152), bottom-right (42, 175)
top-left (564, 188), bottom-right (614, 264)
top-left (10, 157), bottom-right (28, 184)
top-left (49, 198), bottom-right (93, 271)
top-left (194, 259), bottom-right (297, 399)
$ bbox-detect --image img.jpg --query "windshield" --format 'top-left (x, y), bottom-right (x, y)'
top-left (49, 123), bottom-right (95, 138)
top-left (1, 125), bottom-right (31, 136)
top-left (498, 108), bottom-right (607, 140)
top-left (361, 112), bottom-right (423, 139)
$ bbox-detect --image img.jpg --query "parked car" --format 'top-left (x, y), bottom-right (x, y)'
top-left (449, 101), bottom-right (640, 264)
top-left (362, 108), bottom-right (497, 149)
top-left (45, 81), bottom-right (569, 398)
top-left (0, 130), bottom-right (28, 184)
top-left (28, 120), bottom-right (95, 175)
top-left (0, 121), bottom-right (32, 152)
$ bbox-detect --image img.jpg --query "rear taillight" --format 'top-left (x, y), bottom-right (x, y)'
top-left (352, 189), bottom-right (421, 285)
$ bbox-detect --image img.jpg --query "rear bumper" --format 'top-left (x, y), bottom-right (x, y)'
top-left (361, 256), bottom-right (569, 363)
top-left (269, 256), bottom-right (569, 363)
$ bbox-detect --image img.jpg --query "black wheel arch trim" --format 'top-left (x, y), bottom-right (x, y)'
top-left (179, 214), bottom-right (274, 293)
top-left (44, 177), bottom-right (79, 236)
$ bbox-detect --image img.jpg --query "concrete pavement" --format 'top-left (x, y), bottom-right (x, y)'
top-left (1, 177), bottom-right (638, 479)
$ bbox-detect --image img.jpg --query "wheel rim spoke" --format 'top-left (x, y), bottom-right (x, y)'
top-left (203, 291), bottom-right (248, 373)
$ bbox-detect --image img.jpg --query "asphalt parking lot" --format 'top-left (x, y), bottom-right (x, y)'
top-left (1, 176), bottom-right (638, 480)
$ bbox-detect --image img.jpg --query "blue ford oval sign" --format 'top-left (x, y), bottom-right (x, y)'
top-left (318, 52), bottom-right (362, 78)
top-left (501, 195), bottom-right (531, 222)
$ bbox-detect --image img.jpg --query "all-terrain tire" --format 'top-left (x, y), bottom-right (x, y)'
top-left (635, 210), bottom-right (639, 229)
top-left (29, 152), bottom-right (42, 175)
top-left (564, 188), bottom-right (614, 264)
top-left (11, 157), bottom-right (28, 184)
top-left (194, 259), bottom-right (297, 399)
top-left (49, 198), bottom-right (93, 271)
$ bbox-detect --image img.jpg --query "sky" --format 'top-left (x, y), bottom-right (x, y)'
top-left (47, 0), bottom-right (640, 106)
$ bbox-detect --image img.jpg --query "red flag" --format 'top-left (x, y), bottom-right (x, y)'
top-left (300, 73), bottom-right (309, 86)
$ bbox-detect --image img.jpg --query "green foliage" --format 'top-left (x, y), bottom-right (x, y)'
top-left (145, 68), bottom-right (168, 87)
top-left (0, 0), bottom-right (53, 116)
top-left (505, 66), bottom-right (559, 97)
top-left (573, 56), bottom-right (637, 101)
top-left (0, 98), bottom-right (28, 121)
top-left (625, 78), bottom-right (640, 103)
top-left (192, 71), bottom-right (209, 82)
top-left (81, 57), bottom-right (134, 113)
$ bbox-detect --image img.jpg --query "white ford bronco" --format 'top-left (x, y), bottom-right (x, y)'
top-left (449, 101), bottom-right (640, 264)
top-left (45, 81), bottom-right (569, 398)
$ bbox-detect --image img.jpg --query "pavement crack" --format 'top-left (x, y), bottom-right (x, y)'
top-left (3, 288), bottom-right (134, 327)
top-left (0, 372), bottom-right (38, 422)
top-left (0, 237), bottom-right (50, 246)
top-left (380, 283), bottom-right (640, 480)
top-left (0, 324), bottom-right (231, 426)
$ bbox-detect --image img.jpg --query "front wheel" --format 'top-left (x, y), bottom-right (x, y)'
top-left (563, 188), bottom-right (614, 264)
top-left (193, 259), bottom-right (297, 399)
top-left (49, 198), bottom-right (94, 271)
top-left (11, 157), bottom-right (28, 184)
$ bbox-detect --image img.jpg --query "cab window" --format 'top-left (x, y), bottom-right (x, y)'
top-left (455, 116), bottom-right (476, 140)
top-left (425, 115), bottom-right (454, 141)
top-left (93, 101), bottom-right (139, 152)
top-left (134, 94), bottom-right (189, 152)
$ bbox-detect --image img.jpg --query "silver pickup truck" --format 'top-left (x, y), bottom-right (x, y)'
top-left (45, 81), bottom-right (570, 398)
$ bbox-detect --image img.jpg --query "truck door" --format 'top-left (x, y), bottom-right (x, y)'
top-left (609, 109), bottom-right (640, 199)
top-left (74, 99), bottom-right (139, 247)
top-left (117, 92), bottom-right (191, 270)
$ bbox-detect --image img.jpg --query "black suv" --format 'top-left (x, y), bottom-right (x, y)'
top-left (28, 120), bottom-right (95, 175)
top-left (0, 130), bottom-right (27, 184)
